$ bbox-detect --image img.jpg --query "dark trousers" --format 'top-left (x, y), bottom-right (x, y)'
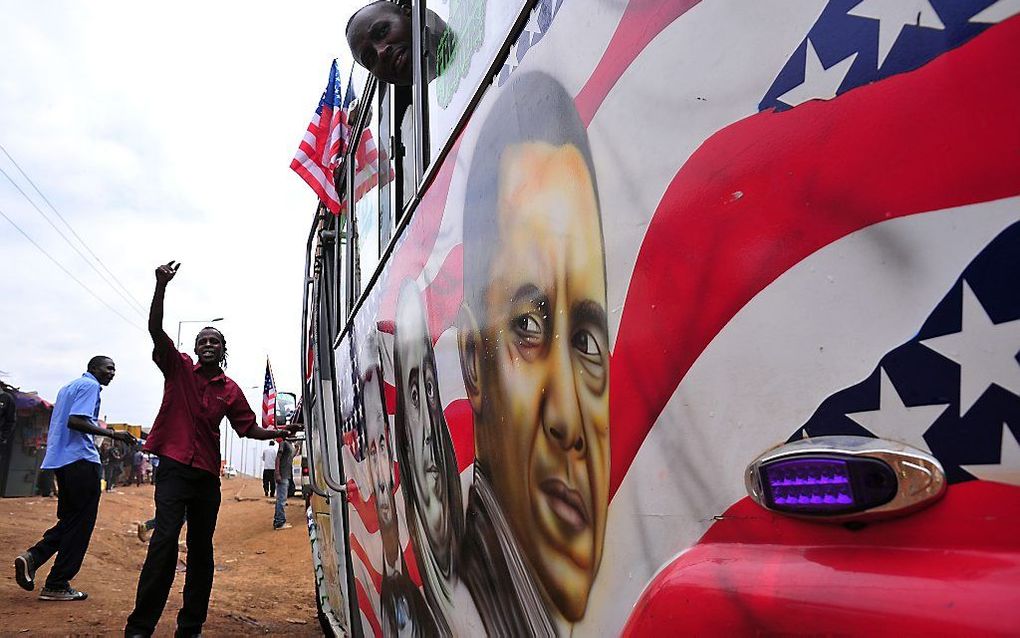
top-left (262, 469), bottom-right (275, 496)
top-left (125, 458), bottom-right (221, 636)
top-left (28, 459), bottom-right (101, 589)
top-left (105, 462), bottom-right (121, 490)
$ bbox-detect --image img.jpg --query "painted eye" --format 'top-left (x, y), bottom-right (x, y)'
top-left (513, 314), bottom-right (542, 337)
top-left (572, 330), bottom-right (601, 357)
top-left (410, 384), bottom-right (419, 407)
top-left (425, 378), bottom-right (435, 399)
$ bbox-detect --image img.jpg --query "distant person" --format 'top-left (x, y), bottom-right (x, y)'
top-left (106, 439), bottom-right (125, 491)
top-left (262, 441), bottom-right (277, 498)
top-left (124, 261), bottom-right (299, 638)
top-left (131, 446), bottom-right (144, 487)
top-left (273, 437), bottom-right (294, 530)
top-left (13, 356), bottom-right (134, 601)
top-left (99, 439), bottom-right (111, 488)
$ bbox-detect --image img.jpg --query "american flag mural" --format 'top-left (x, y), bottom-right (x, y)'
top-left (313, 0), bottom-right (1020, 635)
top-left (790, 222), bottom-right (1020, 486)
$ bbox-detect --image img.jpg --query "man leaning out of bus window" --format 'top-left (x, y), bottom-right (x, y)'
top-left (345, 0), bottom-right (449, 86)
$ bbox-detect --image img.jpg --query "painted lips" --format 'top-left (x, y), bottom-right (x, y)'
top-left (540, 478), bottom-right (589, 533)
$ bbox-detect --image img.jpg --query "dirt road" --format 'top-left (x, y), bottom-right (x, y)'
top-left (0, 477), bottom-right (321, 636)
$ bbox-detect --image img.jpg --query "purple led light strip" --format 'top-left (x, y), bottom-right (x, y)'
top-left (764, 458), bottom-right (857, 510)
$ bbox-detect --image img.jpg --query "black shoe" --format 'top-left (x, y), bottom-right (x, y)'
top-left (14, 552), bottom-right (36, 591)
top-left (38, 586), bottom-right (88, 601)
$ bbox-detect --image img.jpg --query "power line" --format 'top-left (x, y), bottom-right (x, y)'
top-left (0, 205), bottom-right (145, 332)
top-left (0, 162), bottom-right (146, 318)
top-left (0, 145), bottom-right (148, 316)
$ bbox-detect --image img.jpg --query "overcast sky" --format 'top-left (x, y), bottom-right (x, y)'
top-left (0, 1), bottom-right (363, 473)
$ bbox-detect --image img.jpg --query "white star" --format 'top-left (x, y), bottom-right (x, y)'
top-left (848, 0), bottom-right (946, 68)
top-left (921, 281), bottom-right (1020, 416)
top-left (969, 0), bottom-right (1020, 23)
top-left (846, 368), bottom-right (948, 453)
top-left (961, 423), bottom-right (1020, 487)
top-left (777, 39), bottom-right (857, 107)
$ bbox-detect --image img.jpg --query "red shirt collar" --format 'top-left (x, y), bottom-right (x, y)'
top-left (191, 362), bottom-right (227, 383)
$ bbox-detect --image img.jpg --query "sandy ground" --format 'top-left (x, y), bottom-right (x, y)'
top-left (0, 477), bottom-right (322, 636)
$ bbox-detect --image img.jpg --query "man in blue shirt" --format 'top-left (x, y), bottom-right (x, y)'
top-left (12, 356), bottom-right (134, 601)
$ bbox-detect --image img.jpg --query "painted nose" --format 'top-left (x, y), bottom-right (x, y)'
top-left (543, 338), bottom-right (585, 454)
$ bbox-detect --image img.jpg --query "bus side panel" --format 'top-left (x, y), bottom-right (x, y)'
top-left (335, 0), bottom-right (1020, 635)
top-left (622, 483), bottom-right (1020, 636)
top-left (306, 495), bottom-right (348, 635)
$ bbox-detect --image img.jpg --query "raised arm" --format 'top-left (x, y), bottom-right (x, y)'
top-left (150, 261), bottom-right (180, 343)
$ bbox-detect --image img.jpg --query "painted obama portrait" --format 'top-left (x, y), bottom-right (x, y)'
top-left (392, 279), bottom-right (465, 634)
top-left (458, 71), bottom-right (610, 635)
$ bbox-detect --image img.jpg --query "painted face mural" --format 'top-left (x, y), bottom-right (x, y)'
top-left (365, 363), bottom-right (397, 533)
top-left (394, 281), bottom-right (462, 576)
top-left (460, 71), bottom-right (610, 624)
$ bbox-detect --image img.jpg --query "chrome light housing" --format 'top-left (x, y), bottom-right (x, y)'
top-left (745, 436), bottom-right (947, 522)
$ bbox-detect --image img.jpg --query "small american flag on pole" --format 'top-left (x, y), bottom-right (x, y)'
top-left (290, 60), bottom-right (354, 215)
top-left (262, 359), bottom-right (277, 428)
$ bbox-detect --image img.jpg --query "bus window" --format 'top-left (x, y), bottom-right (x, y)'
top-left (335, 223), bottom-right (348, 324)
top-left (419, 0), bottom-right (530, 164)
top-left (350, 86), bottom-right (383, 300)
top-left (393, 85), bottom-right (416, 212)
top-left (378, 83), bottom-right (396, 248)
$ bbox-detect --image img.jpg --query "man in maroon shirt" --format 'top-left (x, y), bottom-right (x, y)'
top-left (125, 261), bottom-right (298, 638)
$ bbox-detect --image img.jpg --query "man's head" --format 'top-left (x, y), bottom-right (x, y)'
top-left (346, 1), bottom-right (414, 86)
top-left (458, 72), bottom-right (610, 622)
top-left (393, 280), bottom-right (463, 579)
top-left (87, 356), bottom-right (116, 386)
top-left (194, 327), bottom-right (227, 368)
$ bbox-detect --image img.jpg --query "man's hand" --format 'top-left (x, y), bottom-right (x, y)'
top-left (155, 261), bottom-right (180, 286)
top-left (114, 430), bottom-right (137, 445)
